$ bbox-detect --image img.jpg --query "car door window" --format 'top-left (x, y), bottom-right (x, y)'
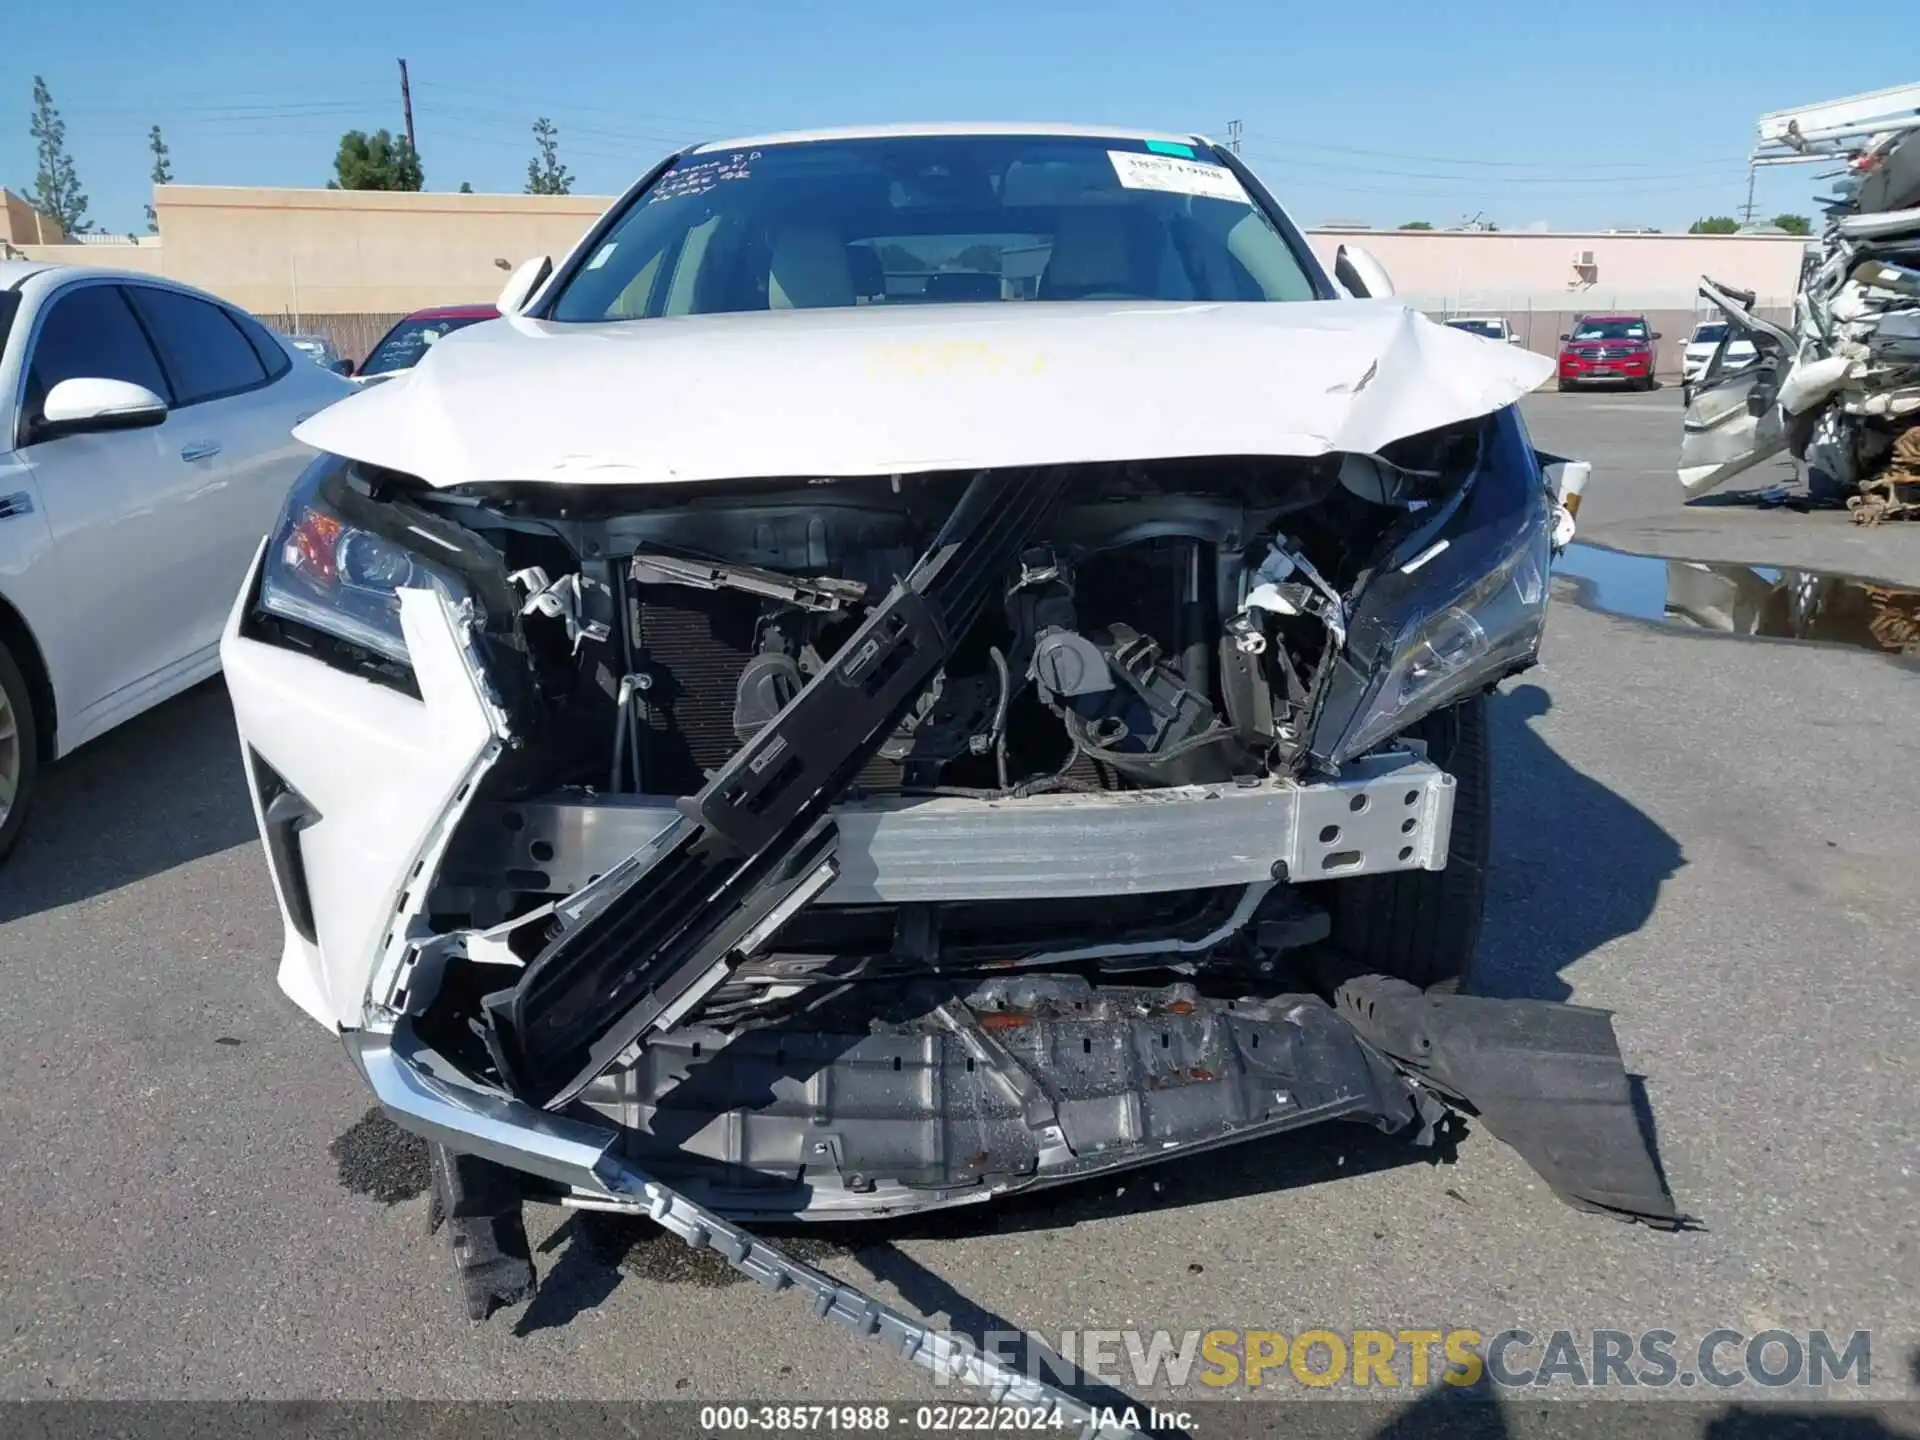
top-left (226, 308), bottom-right (293, 381)
top-left (20, 283), bottom-right (173, 438)
top-left (124, 286), bottom-right (268, 406)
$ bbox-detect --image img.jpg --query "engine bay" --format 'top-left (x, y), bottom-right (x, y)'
top-left (420, 434), bottom-right (1478, 808)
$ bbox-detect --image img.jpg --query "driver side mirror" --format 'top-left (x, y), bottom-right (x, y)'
top-left (34, 377), bottom-right (168, 441)
top-left (329, 357), bottom-right (353, 376)
top-left (1332, 244), bottom-right (1397, 300)
top-left (1559, 333), bottom-right (1571, 342)
top-left (497, 254), bottom-right (554, 315)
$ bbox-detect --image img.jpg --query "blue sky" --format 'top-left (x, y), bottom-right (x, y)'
top-left (4, 1), bottom-right (1911, 235)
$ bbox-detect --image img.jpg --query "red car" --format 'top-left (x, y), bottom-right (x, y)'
top-left (352, 303), bottom-right (500, 386)
top-left (1556, 313), bottom-right (1660, 392)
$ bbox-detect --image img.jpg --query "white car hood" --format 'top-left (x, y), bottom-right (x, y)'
top-left (293, 300), bottom-right (1553, 488)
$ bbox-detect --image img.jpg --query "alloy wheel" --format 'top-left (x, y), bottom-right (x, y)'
top-left (0, 684), bottom-right (18, 827)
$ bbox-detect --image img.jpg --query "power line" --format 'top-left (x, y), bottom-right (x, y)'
top-left (61, 92), bottom-right (385, 117)
top-left (1237, 127), bottom-right (1748, 174)
top-left (1238, 146), bottom-right (1743, 187)
top-left (410, 79), bottom-right (745, 136)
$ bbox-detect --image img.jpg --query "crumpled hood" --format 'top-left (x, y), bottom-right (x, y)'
top-left (293, 299), bottom-right (1553, 488)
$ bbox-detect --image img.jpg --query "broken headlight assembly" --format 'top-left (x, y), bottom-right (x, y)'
top-left (1311, 414), bottom-right (1553, 766)
top-left (257, 457), bottom-right (474, 666)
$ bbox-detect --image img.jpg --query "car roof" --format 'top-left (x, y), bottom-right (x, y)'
top-left (689, 121), bottom-right (1211, 154)
top-left (0, 259), bottom-right (55, 291)
top-left (1577, 313), bottom-right (1648, 322)
top-left (405, 303), bottom-right (499, 320)
top-left (0, 260), bottom-right (256, 305)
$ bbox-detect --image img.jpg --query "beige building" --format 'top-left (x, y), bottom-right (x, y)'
top-left (7, 184), bottom-right (1812, 371)
top-left (1, 188), bottom-right (70, 247)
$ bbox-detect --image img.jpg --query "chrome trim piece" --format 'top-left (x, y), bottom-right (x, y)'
top-left (351, 1023), bottom-right (1144, 1437)
top-left (349, 1027), bottom-right (621, 1195)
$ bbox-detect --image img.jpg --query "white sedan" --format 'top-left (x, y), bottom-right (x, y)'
top-left (1681, 319), bottom-right (1757, 387)
top-left (0, 262), bottom-right (353, 858)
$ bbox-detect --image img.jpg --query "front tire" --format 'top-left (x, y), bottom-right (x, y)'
top-left (0, 638), bottom-right (41, 863)
top-left (1319, 695), bottom-right (1491, 993)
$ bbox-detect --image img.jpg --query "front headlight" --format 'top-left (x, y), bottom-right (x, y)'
top-left (1310, 410), bottom-right (1554, 767)
top-left (258, 458), bottom-right (471, 665)
top-left (1324, 524), bottom-right (1549, 763)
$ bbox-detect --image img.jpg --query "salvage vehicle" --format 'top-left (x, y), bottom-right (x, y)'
top-left (1557, 313), bottom-right (1659, 391)
top-left (221, 124), bottom-right (1675, 1424)
top-left (0, 262), bottom-right (351, 859)
top-left (1681, 84), bottom-right (1920, 516)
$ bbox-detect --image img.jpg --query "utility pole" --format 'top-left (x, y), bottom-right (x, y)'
top-left (1739, 164), bottom-right (1757, 227)
top-left (398, 58), bottom-right (416, 152)
top-left (1226, 119), bottom-right (1242, 155)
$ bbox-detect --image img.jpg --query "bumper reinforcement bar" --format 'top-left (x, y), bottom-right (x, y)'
top-left (437, 750), bottom-right (1458, 910)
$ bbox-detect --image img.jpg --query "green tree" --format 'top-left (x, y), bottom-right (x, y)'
top-left (1688, 216), bottom-right (1740, 234)
top-left (1770, 213), bottom-right (1812, 235)
top-left (524, 117), bottom-right (573, 195)
top-left (1397, 220), bottom-right (1434, 230)
top-left (25, 75), bottom-right (91, 234)
top-left (328, 129), bottom-right (423, 191)
top-left (145, 124), bottom-right (172, 232)
top-left (458, 180), bottom-right (473, 193)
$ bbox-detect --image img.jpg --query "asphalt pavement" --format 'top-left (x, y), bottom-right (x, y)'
top-left (1, 387), bottom-right (1915, 1427)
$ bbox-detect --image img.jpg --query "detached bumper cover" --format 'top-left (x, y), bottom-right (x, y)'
top-left (353, 976), bottom-right (1683, 1231)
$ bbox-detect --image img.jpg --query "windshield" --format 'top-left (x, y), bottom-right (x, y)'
top-left (1690, 323), bottom-right (1727, 345)
top-left (1446, 319), bottom-right (1505, 339)
top-left (1572, 318), bottom-right (1648, 341)
top-left (547, 134), bottom-right (1320, 322)
top-left (360, 314), bottom-right (492, 376)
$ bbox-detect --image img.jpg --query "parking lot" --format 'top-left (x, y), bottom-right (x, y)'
top-left (1, 386), bottom-right (1915, 1422)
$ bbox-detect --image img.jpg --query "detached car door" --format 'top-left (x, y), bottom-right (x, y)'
top-left (13, 279), bottom-right (212, 734)
top-left (1677, 283), bottom-right (1796, 499)
top-left (122, 284), bottom-right (293, 655)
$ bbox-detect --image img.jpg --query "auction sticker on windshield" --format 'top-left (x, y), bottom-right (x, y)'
top-left (1108, 150), bottom-right (1248, 203)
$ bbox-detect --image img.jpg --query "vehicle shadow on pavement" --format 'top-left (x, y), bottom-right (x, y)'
top-left (564, 1119), bottom-right (1456, 1328)
top-left (0, 679), bottom-right (257, 924)
top-left (1472, 683), bottom-right (1684, 1002)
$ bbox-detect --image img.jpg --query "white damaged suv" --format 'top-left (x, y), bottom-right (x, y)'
top-left (220, 124), bottom-right (1674, 1373)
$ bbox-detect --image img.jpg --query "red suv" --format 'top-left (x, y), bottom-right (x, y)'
top-left (1556, 313), bottom-right (1659, 391)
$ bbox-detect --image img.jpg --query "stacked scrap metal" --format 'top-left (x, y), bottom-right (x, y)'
top-left (1679, 83), bottom-right (1920, 519)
